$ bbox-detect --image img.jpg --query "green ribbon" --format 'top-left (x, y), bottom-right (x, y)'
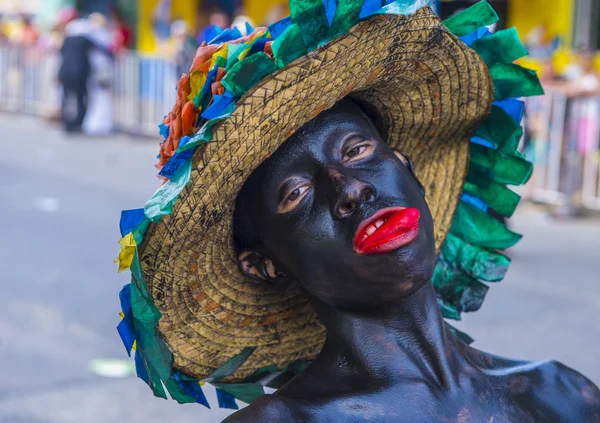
top-left (471, 27), bottom-right (528, 67)
top-left (179, 118), bottom-right (226, 152)
top-left (271, 23), bottom-right (308, 68)
top-left (437, 298), bottom-right (461, 320)
top-left (450, 202), bottom-right (523, 250)
top-left (443, 0), bottom-right (498, 37)
top-left (463, 179), bottom-right (521, 218)
top-left (222, 52), bottom-right (279, 98)
top-left (130, 253), bottom-right (198, 404)
top-left (329, 0), bottom-right (367, 38)
top-left (476, 105), bottom-right (523, 155)
top-left (145, 160), bottom-right (192, 222)
top-left (212, 383), bottom-right (266, 404)
top-left (460, 279), bottom-right (489, 313)
top-left (376, 0), bottom-right (435, 16)
top-left (226, 43), bottom-right (249, 71)
top-left (204, 347), bottom-right (257, 383)
top-left (469, 144), bottom-right (533, 186)
top-left (489, 63), bottom-right (544, 100)
top-left (442, 233), bottom-right (510, 282)
top-left (289, 0), bottom-right (330, 49)
top-left (132, 218), bottom-right (151, 245)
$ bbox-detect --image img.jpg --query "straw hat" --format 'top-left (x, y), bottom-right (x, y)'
top-left (116, 0), bottom-right (541, 407)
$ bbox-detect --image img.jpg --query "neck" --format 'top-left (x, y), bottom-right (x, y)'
top-left (310, 282), bottom-right (465, 388)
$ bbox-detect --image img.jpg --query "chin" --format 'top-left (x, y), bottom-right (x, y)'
top-left (386, 229), bottom-right (437, 291)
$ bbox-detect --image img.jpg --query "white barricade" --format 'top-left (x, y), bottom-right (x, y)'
top-left (524, 91), bottom-right (600, 211)
top-left (113, 52), bottom-right (178, 135)
top-left (0, 46), bottom-right (178, 137)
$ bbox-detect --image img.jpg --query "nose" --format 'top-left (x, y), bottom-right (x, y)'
top-left (327, 167), bottom-right (376, 219)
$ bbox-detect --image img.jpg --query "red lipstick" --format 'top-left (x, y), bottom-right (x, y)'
top-left (353, 207), bottom-right (420, 255)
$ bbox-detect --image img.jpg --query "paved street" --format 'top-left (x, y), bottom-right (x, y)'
top-left (0, 114), bottom-right (598, 423)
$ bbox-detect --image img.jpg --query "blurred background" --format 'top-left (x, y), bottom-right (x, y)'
top-left (0, 0), bottom-right (598, 422)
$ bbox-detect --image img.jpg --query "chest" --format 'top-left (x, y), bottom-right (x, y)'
top-left (286, 382), bottom-right (543, 423)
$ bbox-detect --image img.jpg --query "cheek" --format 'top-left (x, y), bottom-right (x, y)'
top-left (268, 208), bottom-right (350, 279)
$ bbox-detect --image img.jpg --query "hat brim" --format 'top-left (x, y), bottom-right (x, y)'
top-left (139, 8), bottom-right (492, 382)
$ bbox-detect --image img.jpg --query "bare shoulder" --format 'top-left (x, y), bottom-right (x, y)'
top-left (538, 360), bottom-right (600, 421)
top-left (222, 395), bottom-right (298, 423)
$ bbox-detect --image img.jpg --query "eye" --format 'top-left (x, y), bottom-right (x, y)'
top-left (277, 182), bottom-right (312, 214)
top-left (342, 139), bottom-right (375, 163)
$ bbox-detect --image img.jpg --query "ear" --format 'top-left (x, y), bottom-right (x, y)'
top-left (392, 149), bottom-right (426, 196)
top-left (237, 250), bottom-right (296, 292)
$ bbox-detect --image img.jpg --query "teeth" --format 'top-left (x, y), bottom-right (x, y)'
top-left (360, 217), bottom-right (389, 245)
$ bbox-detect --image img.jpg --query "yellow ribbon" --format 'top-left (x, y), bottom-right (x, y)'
top-left (115, 232), bottom-right (136, 273)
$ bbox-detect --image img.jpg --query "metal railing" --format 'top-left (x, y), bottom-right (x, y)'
top-left (1, 45), bottom-right (599, 211)
top-left (523, 91), bottom-right (600, 211)
top-left (0, 46), bottom-right (60, 115)
top-left (113, 51), bottom-right (178, 135)
top-left (0, 45), bottom-right (178, 136)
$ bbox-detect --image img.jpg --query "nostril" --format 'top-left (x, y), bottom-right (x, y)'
top-left (362, 187), bottom-right (375, 203)
top-left (339, 201), bottom-right (355, 216)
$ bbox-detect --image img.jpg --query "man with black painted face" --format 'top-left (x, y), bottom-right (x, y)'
top-left (117, 1), bottom-right (600, 419)
top-left (225, 99), bottom-right (600, 422)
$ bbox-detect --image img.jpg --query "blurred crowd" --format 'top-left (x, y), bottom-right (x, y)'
top-left (151, 2), bottom-right (288, 79)
top-left (0, 3), bottom-right (288, 137)
top-left (0, 8), bottom-right (133, 135)
top-left (523, 30), bottom-right (600, 217)
top-left (0, 9), bottom-right (132, 53)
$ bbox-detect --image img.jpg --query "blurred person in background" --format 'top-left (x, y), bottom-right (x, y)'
top-left (197, 5), bottom-right (230, 44)
top-left (82, 13), bottom-right (115, 136)
top-left (524, 59), bottom-right (563, 159)
top-left (564, 48), bottom-right (600, 156)
top-left (0, 15), bottom-right (9, 44)
top-left (39, 7), bottom-right (80, 122)
top-left (59, 16), bottom-right (95, 133)
top-left (231, 6), bottom-right (255, 36)
top-left (153, 0), bottom-right (173, 53)
top-left (170, 20), bottom-right (198, 77)
top-left (525, 24), bottom-right (560, 61)
top-left (9, 15), bottom-right (39, 47)
top-left (112, 9), bottom-right (133, 54)
top-left (263, 3), bottom-right (289, 26)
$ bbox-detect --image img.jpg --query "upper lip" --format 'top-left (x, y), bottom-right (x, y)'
top-left (353, 206), bottom-right (420, 252)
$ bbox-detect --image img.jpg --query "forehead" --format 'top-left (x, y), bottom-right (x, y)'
top-left (237, 99), bottom-right (380, 195)
top-left (275, 99), bottom-right (378, 157)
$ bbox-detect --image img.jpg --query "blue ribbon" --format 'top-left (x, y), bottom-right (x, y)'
top-left (209, 27), bottom-right (242, 45)
top-left (201, 93), bottom-right (236, 120)
top-left (494, 99), bottom-right (525, 124)
top-left (470, 136), bottom-right (495, 149)
top-left (134, 348), bottom-right (150, 385)
top-left (117, 284), bottom-right (135, 355)
top-left (158, 148), bottom-right (195, 179)
top-left (461, 193), bottom-right (489, 213)
top-left (460, 27), bottom-right (491, 47)
top-left (359, 0), bottom-right (385, 18)
top-left (269, 16), bottom-right (292, 40)
top-left (174, 373), bottom-right (211, 408)
top-left (216, 389), bottom-right (239, 409)
top-left (119, 209), bottom-right (146, 237)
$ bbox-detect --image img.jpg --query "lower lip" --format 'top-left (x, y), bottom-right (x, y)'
top-left (353, 208), bottom-right (421, 255)
top-left (355, 222), bottom-right (419, 255)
